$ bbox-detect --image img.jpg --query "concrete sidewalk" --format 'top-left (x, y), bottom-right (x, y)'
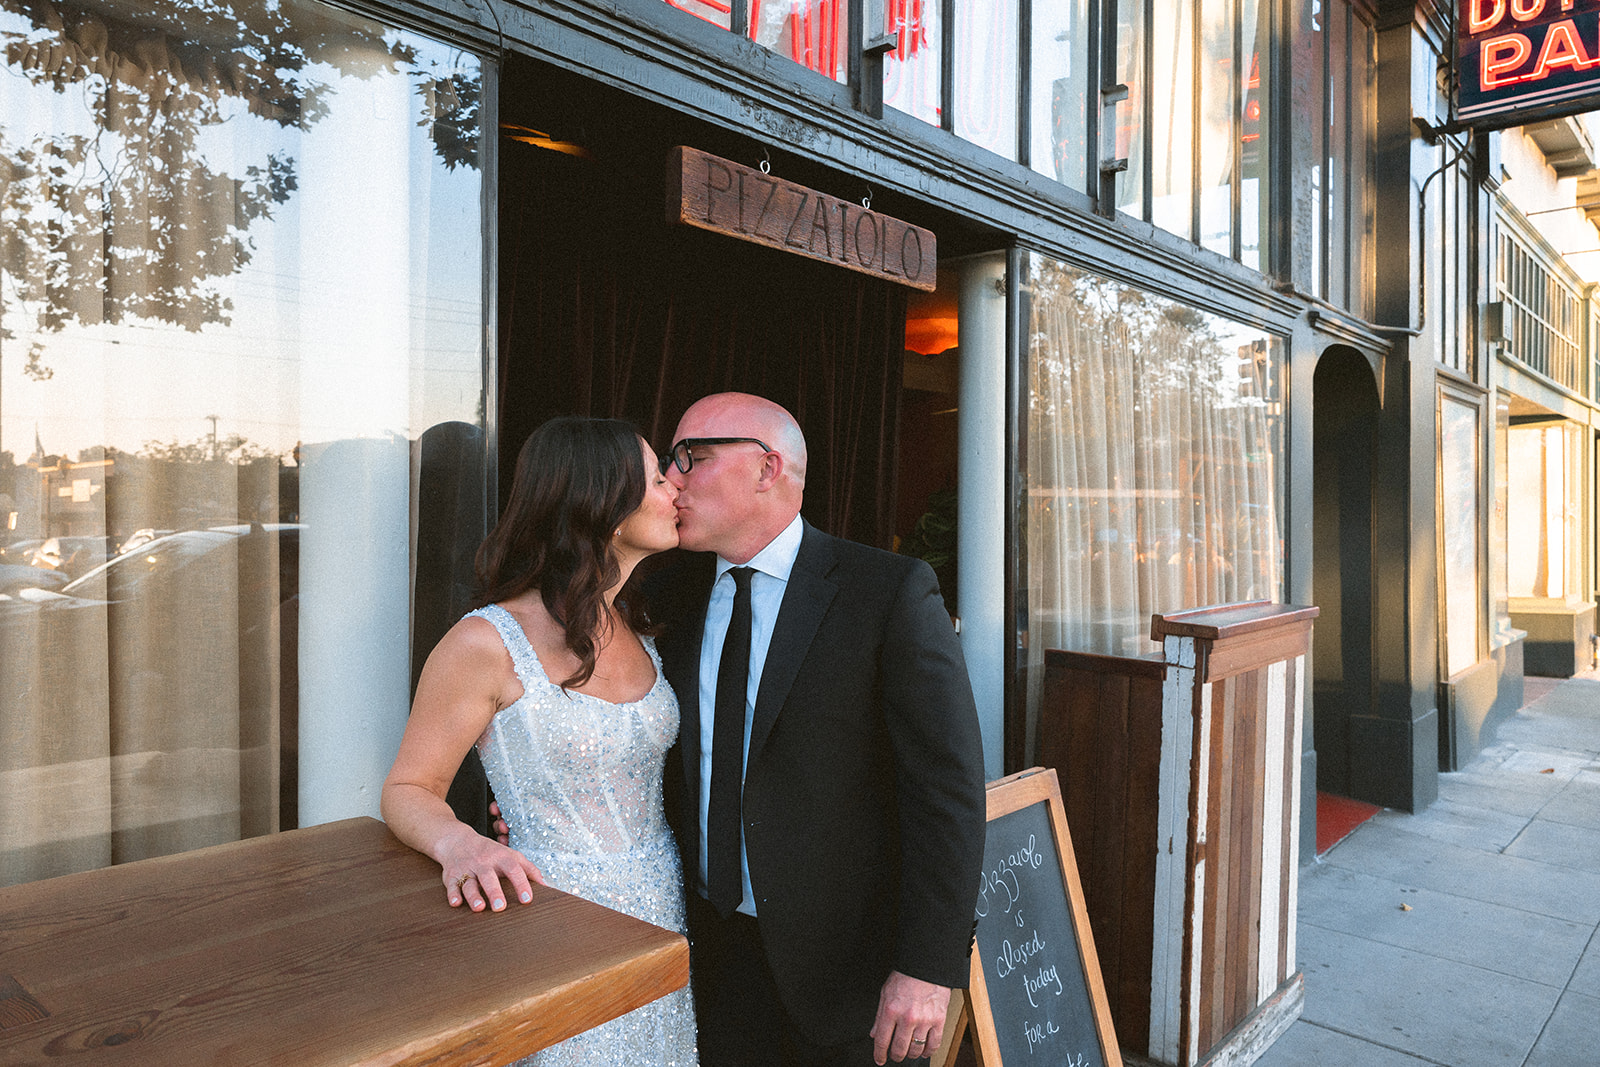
top-left (1253, 672), bottom-right (1600, 1067)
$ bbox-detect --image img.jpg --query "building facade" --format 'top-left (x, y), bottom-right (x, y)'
top-left (6, 0), bottom-right (1593, 1050)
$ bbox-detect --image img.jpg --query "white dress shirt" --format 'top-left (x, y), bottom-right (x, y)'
top-left (696, 513), bottom-right (804, 916)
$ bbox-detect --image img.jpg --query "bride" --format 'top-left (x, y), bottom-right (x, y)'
top-left (382, 416), bottom-right (697, 1066)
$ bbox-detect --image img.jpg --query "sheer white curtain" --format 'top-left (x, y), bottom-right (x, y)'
top-left (0, 0), bottom-right (485, 886)
top-left (1024, 256), bottom-right (1283, 680)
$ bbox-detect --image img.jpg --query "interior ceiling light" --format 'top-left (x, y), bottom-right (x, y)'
top-left (501, 124), bottom-right (591, 158)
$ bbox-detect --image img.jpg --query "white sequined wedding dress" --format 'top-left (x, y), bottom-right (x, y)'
top-left (470, 604), bottom-right (698, 1067)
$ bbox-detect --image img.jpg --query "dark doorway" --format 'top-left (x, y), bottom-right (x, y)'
top-left (496, 57), bottom-right (943, 548)
top-left (1311, 347), bottom-right (1380, 799)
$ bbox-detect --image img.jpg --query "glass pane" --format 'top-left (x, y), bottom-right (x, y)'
top-left (1114, 0), bottom-right (1147, 218)
top-left (1030, 0), bottom-right (1090, 191)
top-left (1308, 0), bottom-right (1327, 297)
top-left (1022, 251), bottom-right (1284, 671)
top-left (1508, 425), bottom-right (1569, 598)
top-left (1491, 395), bottom-right (1512, 643)
top-left (1199, 0), bottom-right (1234, 256)
top-left (884, 0), bottom-right (943, 125)
top-left (1566, 422), bottom-right (1583, 599)
top-left (1239, 0), bottom-right (1267, 270)
top-left (0, 0), bottom-right (487, 886)
top-left (1151, 0), bottom-right (1196, 239)
top-left (666, 0), bottom-right (733, 29)
top-left (954, 0), bottom-right (1019, 159)
top-left (1350, 13), bottom-right (1375, 318)
top-left (752, 0), bottom-right (851, 82)
top-left (1439, 395), bottom-right (1480, 675)
top-left (1328, 3), bottom-right (1349, 308)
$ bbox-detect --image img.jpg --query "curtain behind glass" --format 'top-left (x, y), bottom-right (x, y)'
top-left (0, 0), bottom-right (485, 886)
top-left (1023, 253), bottom-right (1283, 677)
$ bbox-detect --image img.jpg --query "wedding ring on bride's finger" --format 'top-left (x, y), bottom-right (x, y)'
top-left (452, 874), bottom-right (469, 891)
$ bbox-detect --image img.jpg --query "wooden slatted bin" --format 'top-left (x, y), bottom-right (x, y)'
top-left (1038, 601), bottom-right (1316, 1067)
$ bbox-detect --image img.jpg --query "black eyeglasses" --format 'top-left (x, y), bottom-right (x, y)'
top-left (659, 437), bottom-right (772, 474)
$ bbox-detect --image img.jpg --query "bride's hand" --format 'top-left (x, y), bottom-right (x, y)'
top-left (436, 828), bottom-right (546, 912)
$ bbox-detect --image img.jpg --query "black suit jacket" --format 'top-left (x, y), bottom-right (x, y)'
top-left (653, 521), bottom-right (986, 1045)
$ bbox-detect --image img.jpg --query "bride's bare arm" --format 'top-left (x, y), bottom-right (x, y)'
top-left (381, 618), bottom-right (546, 912)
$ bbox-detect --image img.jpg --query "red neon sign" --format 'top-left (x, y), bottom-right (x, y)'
top-left (1458, 0), bottom-right (1600, 123)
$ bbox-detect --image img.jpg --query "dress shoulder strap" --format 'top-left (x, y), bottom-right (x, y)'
top-left (465, 604), bottom-right (550, 693)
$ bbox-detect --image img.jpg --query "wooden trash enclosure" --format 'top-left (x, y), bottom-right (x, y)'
top-left (1038, 601), bottom-right (1317, 1067)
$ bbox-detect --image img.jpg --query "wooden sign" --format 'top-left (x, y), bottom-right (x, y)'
top-left (666, 145), bottom-right (937, 290)
top-left (943, 768), bottom-right (1123, 1067)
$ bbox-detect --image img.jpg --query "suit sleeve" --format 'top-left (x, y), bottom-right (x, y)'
top-left (881, 557), bottom-right (987, 988)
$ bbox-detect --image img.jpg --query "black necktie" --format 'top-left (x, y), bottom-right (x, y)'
top-left (709, 566), bottom-right (754, 917)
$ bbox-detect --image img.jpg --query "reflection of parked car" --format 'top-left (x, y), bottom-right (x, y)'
top-left (0, 535), bottom-right (112, 581)
top-left (23, 525), bottom-right (301, 607)
top-left (0, 564), bottom-right (69, 597)
top-left (117, 528), bottom-right (175, 554)
top-left (0, 539), bottom-right (40, 566)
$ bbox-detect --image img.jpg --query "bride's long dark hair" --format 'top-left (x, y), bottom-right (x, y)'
top-left (474, 416), bottom-right (649, 689)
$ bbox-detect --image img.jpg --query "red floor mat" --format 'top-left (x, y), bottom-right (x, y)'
top-left (1316, 791), bottom-right (1381, 855)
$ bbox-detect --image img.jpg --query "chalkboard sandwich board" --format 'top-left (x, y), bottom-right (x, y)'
top-left (940, 767), bottom-right (1122, 1067)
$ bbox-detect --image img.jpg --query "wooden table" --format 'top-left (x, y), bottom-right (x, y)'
top-left (0, 817), bottom-right (689, 1065)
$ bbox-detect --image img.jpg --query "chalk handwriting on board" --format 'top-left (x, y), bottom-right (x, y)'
top-left (973, 803), bottom-right (1106, 1065)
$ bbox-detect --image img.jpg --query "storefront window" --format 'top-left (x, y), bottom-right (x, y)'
top-left (1238, 0), bottom-right (1268, 271)
top-left (1307, 0), bottom-right (1328, 297)
top-left (953, 0), bottom-right (1018, 160)
top-left (1439, 391), bottom-right (1482, 675)
top-left (1022, 252), bottom-right (1284, 675)
top-left (0, 0), bottom-right (487, 886)
top-left (883, 0), bottom-right (942, 125)
top-left (1492, 394), bottom-right (1512, 643)
top-left (1112, 0), bottom-right (1146, 219)
top-left (752, 0), bottom-right (851, 82)
top-left (1198, 0), bottom-right (1233, 257)
top-left (668, 1), bottom-right (853, 83)
top-left (1150, 0), bottom-right (1196, 240)
top-left (667, 0), bottom-right (735, 31)
top-left (1029, 0), bottom-right (1089, 192)
top-left (1508, 422), bottom-right (1582, 601)
top-left (1311, 0), bottom-right (1375, 317)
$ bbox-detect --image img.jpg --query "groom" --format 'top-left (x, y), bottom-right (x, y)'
top-left (649, 392), bottom-right (985, 1066)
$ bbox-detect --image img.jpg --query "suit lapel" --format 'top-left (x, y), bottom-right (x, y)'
top-left (747, 523), bottom-right (837, 768)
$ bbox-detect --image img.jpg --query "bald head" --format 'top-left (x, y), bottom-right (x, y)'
top-left (680, 393), bottom-right (807, 487)
top-left (667, 392), bottom-right (807, 562)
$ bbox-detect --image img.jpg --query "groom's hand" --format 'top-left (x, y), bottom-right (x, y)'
top-left (870, 970), bottom-right (950, 1063)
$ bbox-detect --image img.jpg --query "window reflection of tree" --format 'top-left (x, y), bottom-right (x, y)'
top-left (0, 0), bottom-right (478, 374)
